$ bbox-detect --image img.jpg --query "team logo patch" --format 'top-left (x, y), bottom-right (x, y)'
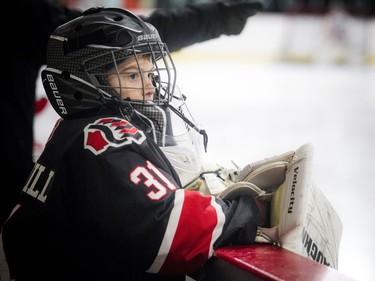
top-left (84, 117), bottom-right (146, 155)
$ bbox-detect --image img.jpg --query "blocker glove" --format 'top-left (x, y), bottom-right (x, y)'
top-left (219, 0), bottom-right (263, 35)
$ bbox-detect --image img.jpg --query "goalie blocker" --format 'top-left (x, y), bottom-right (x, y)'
top-left (186, 142), bottom-right (343, 269)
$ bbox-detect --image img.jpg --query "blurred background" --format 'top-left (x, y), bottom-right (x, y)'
top-left (33, 0), bottom-right (374, 280)
top-left (62, 0), bottom-right (375, 18)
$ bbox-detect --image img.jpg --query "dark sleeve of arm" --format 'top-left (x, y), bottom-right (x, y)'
top-left (144, 3), bottom-right (226, 52)
top-left (34, 1), bottom-right (82, 63)
top-left (4, 0), bottom-right (82, 63)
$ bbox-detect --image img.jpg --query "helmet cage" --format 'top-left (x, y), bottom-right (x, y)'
top-left (81, 41), bottom-right (176, 107)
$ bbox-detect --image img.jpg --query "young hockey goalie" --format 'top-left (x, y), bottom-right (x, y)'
top-left (1, 7), bottom-right (341, 281)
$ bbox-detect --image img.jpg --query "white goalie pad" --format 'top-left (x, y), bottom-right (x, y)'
top-left (218, 143), bottom-right (343, 269)
top-left (271, 143), bottom-right (342, 269)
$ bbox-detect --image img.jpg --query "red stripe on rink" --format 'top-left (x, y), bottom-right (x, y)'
top-left (213, 244), bottom-right (356, 281)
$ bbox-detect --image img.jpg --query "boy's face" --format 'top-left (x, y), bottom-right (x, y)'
top-left (107, 55), bottom-right (156, 101)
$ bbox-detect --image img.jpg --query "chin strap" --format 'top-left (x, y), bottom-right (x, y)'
top-left (166, 103), bottom-right (208, 152)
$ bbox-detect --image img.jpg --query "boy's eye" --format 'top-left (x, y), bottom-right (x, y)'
top-left (128, 73), bottom-right (138, 80)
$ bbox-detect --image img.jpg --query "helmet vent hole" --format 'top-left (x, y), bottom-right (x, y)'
top-left (74, 91), bottom-right (83, 100)
top-left (113, 15), bottom-right (123, 22)
top-left (61, 71), bottom-right (70, 80)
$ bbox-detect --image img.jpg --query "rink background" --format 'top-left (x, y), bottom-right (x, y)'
top-left (10, 12), bottom-right (375, 281)
top-left (170, 13), bottom-right (375, 281)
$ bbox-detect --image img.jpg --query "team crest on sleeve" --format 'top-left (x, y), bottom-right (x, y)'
top-left (84, 117), bottom-right (146, 155)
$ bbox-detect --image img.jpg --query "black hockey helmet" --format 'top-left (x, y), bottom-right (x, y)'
top-left (42, 6), bottom-right (208, 157)
top-left (41, 7), bottom-right (176, 119)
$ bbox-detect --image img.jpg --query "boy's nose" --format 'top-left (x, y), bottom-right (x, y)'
top-left (144, 75), bottom-right (155, 89)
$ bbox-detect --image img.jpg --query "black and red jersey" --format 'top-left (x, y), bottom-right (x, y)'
top-left (2, 115), bottom-right (259, 281)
